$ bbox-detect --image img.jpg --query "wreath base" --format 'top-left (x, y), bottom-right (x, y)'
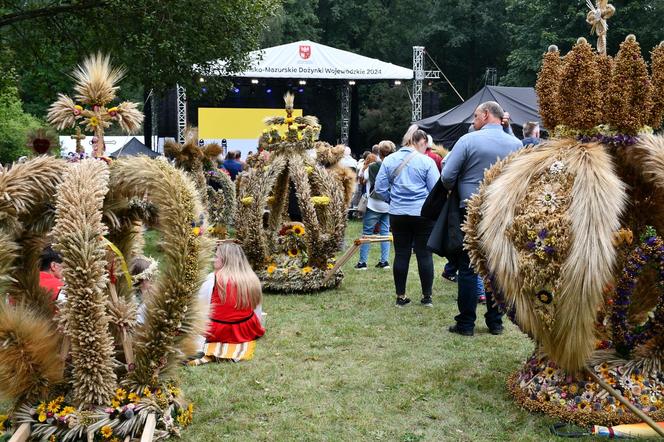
top-left (508, 353), bottom-right (664, 428)
top-left (259, 269), bottom-right (344, 294)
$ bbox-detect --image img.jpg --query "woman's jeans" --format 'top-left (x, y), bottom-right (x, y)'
top-left (359, 208), bottom-right (390, 263)
top-left (389, 214), bottom-right (434, 297)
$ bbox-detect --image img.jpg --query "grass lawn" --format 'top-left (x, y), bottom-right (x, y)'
top-left (178, 220), bottom-right (595, 441)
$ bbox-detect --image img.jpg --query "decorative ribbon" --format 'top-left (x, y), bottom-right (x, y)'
top-left (101, 237), bottom-right (133, 288)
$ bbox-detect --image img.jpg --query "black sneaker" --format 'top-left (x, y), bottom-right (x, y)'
top-left (354, 262), bottom-right (367, 270)
top-left (395, 296), bottom-right (411, 307)
top-left (448, 324), bottom-right (473, 336)
top-left (375, 261), bottom-right (390, 269)
top-left (489, 326), bottom-right (504, 335)
top-left (420, 296), bottom-right (433, 307)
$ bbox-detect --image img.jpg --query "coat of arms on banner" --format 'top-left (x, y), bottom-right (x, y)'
top-left (299, 45), bottom-right (311, 60)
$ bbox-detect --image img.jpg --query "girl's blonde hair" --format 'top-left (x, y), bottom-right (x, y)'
top-left (214, 242), bottom-right (262, 309)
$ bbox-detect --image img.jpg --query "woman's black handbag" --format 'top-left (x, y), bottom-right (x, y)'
top-left (420, 180), bottom-right (447, 221)
top-left (426, 189), bottom-right (463, 259)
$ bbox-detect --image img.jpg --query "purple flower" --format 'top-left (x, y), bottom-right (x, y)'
top-left (526, 241), bottom-right (536, 251)
top-left (538, 229), bottom-right (548, 240)
top-left (544, 246), bottom-right (555, 255)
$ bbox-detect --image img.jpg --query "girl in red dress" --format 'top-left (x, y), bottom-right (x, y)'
top-left (192, 243), bottom-right (264, 363)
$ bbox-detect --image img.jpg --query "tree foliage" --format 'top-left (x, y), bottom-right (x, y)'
top-left (0, 51), bottom-right (42, 165)
top-left (1, 0), bottom-right (278, 115)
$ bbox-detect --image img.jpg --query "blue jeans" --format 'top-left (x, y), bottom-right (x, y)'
top-left (359, 208), bottom-right (390, 263)
top-left (454, 209), bottom-right (502, 331)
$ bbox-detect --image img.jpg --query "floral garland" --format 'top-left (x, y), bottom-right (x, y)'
top-left (13, 382), bottom-right (192, 442)
top-left (610, 228), bottom-right (664, 358)
top-left (508, 354), bottom-right (664, 427)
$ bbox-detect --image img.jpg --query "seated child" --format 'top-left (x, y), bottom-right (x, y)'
top-left (130, 256), bottom-right (159, 324)
top-left (189, 242), bottom-right (265, 365)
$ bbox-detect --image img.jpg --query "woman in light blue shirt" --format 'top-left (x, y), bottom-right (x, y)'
top-left (374, 127), bottom-right (440, 307)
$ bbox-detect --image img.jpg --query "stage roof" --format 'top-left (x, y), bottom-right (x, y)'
top-left (208, 40), bottom-right (413, 80)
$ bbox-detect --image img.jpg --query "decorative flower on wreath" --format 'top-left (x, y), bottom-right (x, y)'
top-left (287, 248), bottom-right (299, 257)
top-left (539, 184), bottom-right (560, 211)
top-left (536, 290), bottom-right (553, 305)
top-left (549, 160), bottom-right (566, 174)
top-left (301, 266), bottom-right (313, 274)
top-left (267, 264), bottom-right (277, 275)
top-left (311, 196), bottom-right (330, 206)
top-left (526, 228), bottom-right (556, 259)
top-left (241, 196), bottom-right (254, 206)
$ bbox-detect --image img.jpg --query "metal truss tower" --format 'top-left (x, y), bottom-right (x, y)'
top-left (176, 84), bottom-right (187, 143)
top-left (340, 84), bottom-right (351, 145)
top-left (412, 47), bottom-right (441, 122)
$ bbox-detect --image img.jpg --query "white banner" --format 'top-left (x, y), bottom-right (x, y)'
top-left (210, 40), bottom-right (413, 80)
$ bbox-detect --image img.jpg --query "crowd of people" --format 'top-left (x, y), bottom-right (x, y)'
top-left (350, 100), bottom-right (540, 336)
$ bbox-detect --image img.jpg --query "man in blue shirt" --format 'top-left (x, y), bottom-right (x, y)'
top-left (521, 121), bottom-right (541, 146)
top-left (222, 151), bottom-right (243, 181)
top-left (442, 101), bottom-right (522, 336)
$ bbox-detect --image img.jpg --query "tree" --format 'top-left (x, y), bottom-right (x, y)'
top-left (0, 56), bottom-right (42, 164)
top-left (1, 0), bottom-right (278, 146)
top-left (503, 0), bottom-right (664, 87)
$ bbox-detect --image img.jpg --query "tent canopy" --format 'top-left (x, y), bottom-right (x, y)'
top-left (208, 40), bottom-right (413, 80)
top-left (108, 137), bottom-right (160, 158)
top-left (416, 86), bottom-right (541, 148)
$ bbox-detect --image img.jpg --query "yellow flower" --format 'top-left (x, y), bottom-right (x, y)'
top-left (305, 166), bottom-right (314, 175)
top-left (38, 412), bottom-right (47, 423)
top-left (292, 225), bottom-right (305, 236)
top-left (101, 425), bottom-right (113, 439)
top-left (37, 403), bottom-right (46, 414)
top-left (115, 388), bottom-right (127, 401)
top-left (128, 393), bottom-right (140, 403)
top-left (287, 248), bottom-right (299, 257)
top-left (110, 399), bottom-right (120, 408)
top-left (47, 399), bottom-right (61, 413)
top-left (301, 266), bottom-right (313, 274)
top-left (192, 226), bottom-right (201, 236)
top-left (285, 116), bottom-right (295, 124)
top-left (143, 387), bottom-right (152, 397)
top-left (0, 414), bottom-right (8, 428)
top-left (327, 263), bottom-right (335, 270)
top-left (241, 196), bottom-right (254, 206)
top-left (89, 116), bottom-right (99, 127)
top-left (267, 265), bottom-right (277, 275)
top-left (310, 196), bottom-right (330, 206)
top-left (61, 406), bottom-right (76, 415)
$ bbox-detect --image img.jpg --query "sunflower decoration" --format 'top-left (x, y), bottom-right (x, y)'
top-left (47, 52), bottom-right (143, 158)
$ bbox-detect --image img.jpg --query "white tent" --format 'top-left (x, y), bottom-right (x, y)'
top-left (209, 40), bottom-right (413, 80)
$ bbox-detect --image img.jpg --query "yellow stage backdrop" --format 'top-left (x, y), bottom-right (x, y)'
top-left (198, 108), bottom-right (303, 140)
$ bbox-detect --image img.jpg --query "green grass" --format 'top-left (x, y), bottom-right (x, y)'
top-left (2, 221), bottom-right (610, 441)
top-left (179, 220), bottom-right (591, 441)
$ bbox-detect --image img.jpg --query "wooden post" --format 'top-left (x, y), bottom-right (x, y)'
top-left (586, 367), bottom-right (664, 437)
top-left (140, 413), bottom-right (157, 442)
top-left (322, 235), bottom-right (393, 284)
top-left (8, 423), bottom-right (30, 442)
